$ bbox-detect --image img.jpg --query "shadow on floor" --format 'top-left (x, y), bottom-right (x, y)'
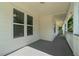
top-left (29, 34), bottom-right (74, 56)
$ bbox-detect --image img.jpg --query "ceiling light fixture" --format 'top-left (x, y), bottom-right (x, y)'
top-left (40, 2), bottom-right (45, 4)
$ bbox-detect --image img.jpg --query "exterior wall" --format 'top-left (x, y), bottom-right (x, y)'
top-left (65, 3), bottom-right (79, 56)
top-left (0, 3), bottom-right (39, 56)
top-left (39, 15), bottom-right (55, 41)
top-left (64, 3), bottom-right (74, 52)
top-left (73, 2), bottom-right (79, 56)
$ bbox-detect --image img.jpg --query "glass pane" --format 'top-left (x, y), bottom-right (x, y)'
top-left (13, 24), bottom-right (24, 38)
top-left (13, 8), bottom-right (24, 24)
top-left (27, 15), bottom-right (33, 25)
top-left (27, 26), bottom-right (33, 35)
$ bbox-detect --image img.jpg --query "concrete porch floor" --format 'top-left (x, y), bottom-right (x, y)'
top-left (29, 34), bottom-right (74, 56)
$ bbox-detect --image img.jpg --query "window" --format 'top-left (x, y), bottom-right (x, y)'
top-left (68, 16), bottom-right (73, 32)
top-left (13, 8), bottom-right (24, 24)
top-left (13, 8), bottom-right (24, 38)
top-left (13, 24), bottom-right (24, 38)
top-left (27, 26), bottom-right (33, 35)
top-left (27, 15), bottom-right (33, 36)
top-left (27, 15), bottom-right (33, 25)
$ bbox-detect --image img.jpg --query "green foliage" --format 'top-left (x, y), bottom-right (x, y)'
top-left (68, 16), bottom-right (73, 32)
